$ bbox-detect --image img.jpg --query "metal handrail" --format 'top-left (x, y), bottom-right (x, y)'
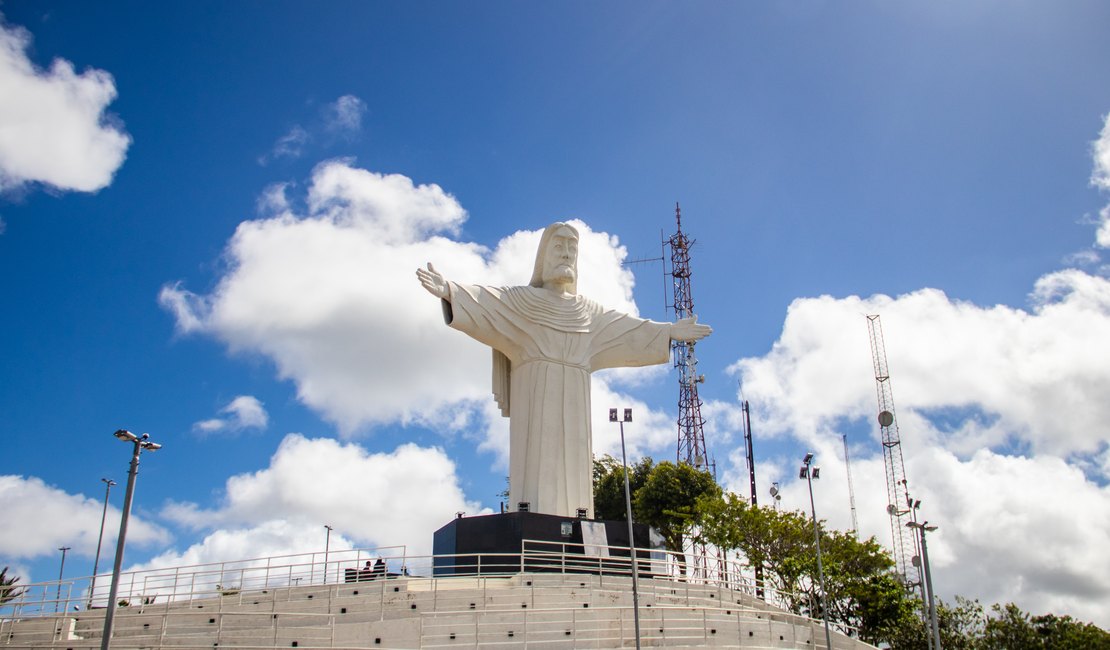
top-left (1, 541), bottom-right (852, 639)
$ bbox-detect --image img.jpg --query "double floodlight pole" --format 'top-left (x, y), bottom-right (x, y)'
top-left (609, 407), bottom-right (641, 650)
top-left (100, 430), bottom-right (161, 650)
top-left (800, 452), bottom-right (833, 650)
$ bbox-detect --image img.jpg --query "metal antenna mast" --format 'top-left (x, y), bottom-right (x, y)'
top-left (742, 399), bottom-right (765, 598)
top-left (866, 314), bottom-right (918, 587)
top-left (842, 433), bottom-right (859, 539)
top-left (667, 203), bottom-right (709, 470)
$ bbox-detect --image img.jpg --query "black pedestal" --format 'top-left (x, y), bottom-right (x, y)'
top-left (432, 511), bottom-right (655, 577)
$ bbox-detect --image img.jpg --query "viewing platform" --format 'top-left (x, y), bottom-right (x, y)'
top-left (2, 541), bottom-right (876, 649)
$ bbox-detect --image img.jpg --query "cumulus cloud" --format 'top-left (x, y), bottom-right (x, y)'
top-left (732, 273), bottom-right (1110, 459)
top-left (726, 270), bottom-right (1110, 626)
top-left (0, 475), bottom-right (170, 561)
top-left (160, 161), bottom-right (659, 453)
top-left (193, 395), bottom-right (269, 434)
top-left (161, 434), bottom-right (485, 558)
top-left (0, 18), bottom-right (130, 192)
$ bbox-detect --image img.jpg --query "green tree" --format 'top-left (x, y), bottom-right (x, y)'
top-left (1, 566), bottom-right (25, 606)
top-left (633, 461), bottom-right (720, 558)
top-left (592, 455), bottom-right (653, 521)
top-left (696, 492), bottom-right (920, 645)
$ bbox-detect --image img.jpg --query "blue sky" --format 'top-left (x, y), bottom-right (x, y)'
top-left (3, 0), bottom-right (1110, 627)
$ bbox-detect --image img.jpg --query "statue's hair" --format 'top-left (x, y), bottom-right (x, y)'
top-left (529, 222), bottom-right (579, 294)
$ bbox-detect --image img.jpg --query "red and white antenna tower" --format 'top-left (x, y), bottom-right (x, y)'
top-left (866, 315), bottom-right (924, 590)
top-left (667, 203), bottom-right (709, 470)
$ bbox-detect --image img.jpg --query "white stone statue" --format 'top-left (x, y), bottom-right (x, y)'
top-left (416, 222), bottom-right (711, 518)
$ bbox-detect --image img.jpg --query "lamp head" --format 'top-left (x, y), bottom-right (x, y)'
top-left (811, 466), bottom-right (821, 479)
top-left (799, 466), bottom-right (809, 480)
top-left (140, 441), bottom-right (162, 451)
top-left (802, 452), bottom-right (814, 465)
top-left (113, 429), bottom-right (138, 442)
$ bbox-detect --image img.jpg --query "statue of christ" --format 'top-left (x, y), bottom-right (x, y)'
top-left (416, 222), bottom-right (711, 518)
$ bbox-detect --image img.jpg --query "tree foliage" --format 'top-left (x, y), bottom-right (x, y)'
top-left (592, 455), bottom-right (654, 521)
top-left (594, 466), bottom-right (1110, 648)
top-left (696, 492), bottom-right (915, 644)
top-left (1, 566), bottom-right (25, 606)
top-left (633, 460), bottom-right (720, 555)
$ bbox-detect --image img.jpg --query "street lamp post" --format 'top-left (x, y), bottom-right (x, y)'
top-left (89, 478), bottom-right (117, 609)
top-left (100, 430), bottom-right (161, 650)
top-left (907, 520), bottom-right (941, 650)
top-left (56, 546), bottom-right (71, 613)
top-left (323, 525), bottom-right (333, 585)
top-left (800, 453), bottom-right (833, 650)
top-left (609, 407), bottom-right (641, 650)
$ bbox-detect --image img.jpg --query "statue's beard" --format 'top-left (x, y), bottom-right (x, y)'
top-left (543, 266), bottom-right (576, 286)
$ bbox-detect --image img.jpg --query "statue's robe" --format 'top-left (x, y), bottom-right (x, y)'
top-left (443, 282), bottom-right (672, 518)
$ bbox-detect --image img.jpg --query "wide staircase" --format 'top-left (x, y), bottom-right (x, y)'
top-left (2, 546), bottom-right (876, 649)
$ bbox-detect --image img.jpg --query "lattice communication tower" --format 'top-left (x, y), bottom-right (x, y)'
top-left (866, 314), bottom-right (919, 587)
top-left (667, 203), bottom-right (709, 470)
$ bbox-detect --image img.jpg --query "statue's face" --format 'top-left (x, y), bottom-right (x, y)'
top-left (541, 227), bottom-right (578, 288)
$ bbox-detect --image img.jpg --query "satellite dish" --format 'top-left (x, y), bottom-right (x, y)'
top-left (878, 411), bottom-right (894, 427)
top-left (769, 486), bottom-right (779, 497)
top-left (886, 504), bottom-right (898, 515)
top-left (912, 555), bottom-right (922, 568)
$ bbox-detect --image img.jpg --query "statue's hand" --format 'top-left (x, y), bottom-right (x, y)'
top-left (672, 316), bottom-right (712, 342)
top-left (416, 263), bottom-right (449, 300)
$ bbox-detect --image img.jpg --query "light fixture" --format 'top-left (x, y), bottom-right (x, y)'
top-left (113, 429), bottom-right (138, 442)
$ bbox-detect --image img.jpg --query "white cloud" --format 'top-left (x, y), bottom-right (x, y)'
top-left (1090, 113), bottom-right (1110, 250)
top-left (1098, 204), bottom-right (1110, 250)
top-left (726, 270), bottom-right (1110, 626)
top-left (271, 126), bottom-right (309, 160)
top-left (732, 272), bottom-right (1110, 459)
top-left (1092, 112), bottom-right (1110, 192)
top-left (259, 95), bottom-right (366, 165)
top-left (0, 475), bottom-right (170, 561)
top-left (161, 434), bottom-right (485, 558)
top-left (160, 161), bottom-right (662, 439)
top-left (323, 95), bottom-right (366, 137)
top-left (0, 18), bottom-right (130, 192)
top-left (192, 395), bottom-right (269, 434)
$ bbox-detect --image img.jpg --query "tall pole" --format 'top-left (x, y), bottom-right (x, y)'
top-left (101, 430), bottom-right (161, 650)
top-left (611, 408), bottom-right (641, 650)
top-left (802, 453), bottom-right (833, 650)
top-left (909, 521), bottom-right (942, 650)
top-left (55, 546), bottom-right (71, 613)
top-left (89, 478), bottom-right (116, 609)
top-left (323, 525), bottom-right (333, 585)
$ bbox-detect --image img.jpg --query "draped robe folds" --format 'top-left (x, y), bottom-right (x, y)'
top-left (442, 282), bottom-right (673, 518)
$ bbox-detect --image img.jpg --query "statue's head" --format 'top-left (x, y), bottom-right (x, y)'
top-left (530, 222), bottom-right (579, 294)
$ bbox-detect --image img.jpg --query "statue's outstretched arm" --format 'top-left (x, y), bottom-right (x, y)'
top-left (416, 263), bottom-right (450, 300)
top-left (672, 315), bottom-right (712, 342)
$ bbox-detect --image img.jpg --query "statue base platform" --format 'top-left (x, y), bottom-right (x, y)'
top-left (431, 511), bottom-right (657, 577)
